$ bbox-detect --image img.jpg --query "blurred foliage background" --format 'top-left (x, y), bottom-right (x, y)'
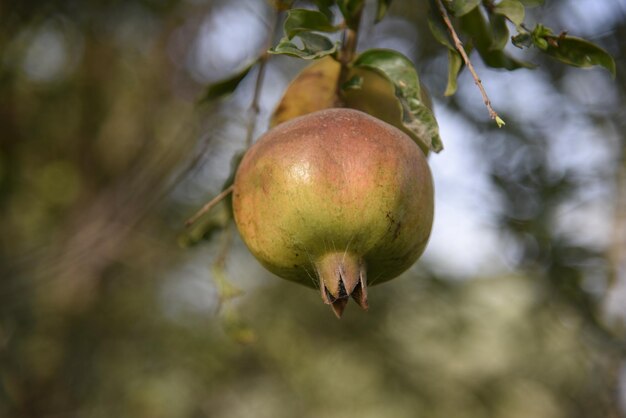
top-left (1, 0), bottom-right (626, 417)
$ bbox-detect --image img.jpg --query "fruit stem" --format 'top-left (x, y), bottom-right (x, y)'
top-left (315, 252), bottom-right (368, 318)
top-left (336, 4), bottom-right (364, 107)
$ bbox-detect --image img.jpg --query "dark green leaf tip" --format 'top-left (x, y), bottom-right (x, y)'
top-left (199, 61), bottom-right (258, 104)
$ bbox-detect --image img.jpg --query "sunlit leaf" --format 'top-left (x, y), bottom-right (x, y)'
top-left (444, 49), bottom-right (463, 96)
top-left (283, 8), bottom-right (338, 39)
top-left (269, 33), bottom-right (338, 60)
top-left (493, 0), bottom-right (525, 27)
top-left (445, 0), bottom-right (481, 17)
top-left (352, 49), bottom-right (443, 153)
top-left (376, 0), bottom-right (393, 22)
top-left (199, 61), bottom-right (257, 103)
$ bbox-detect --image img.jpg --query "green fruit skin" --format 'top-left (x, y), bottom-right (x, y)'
top-left (233, 108), bottom-right (434, 288)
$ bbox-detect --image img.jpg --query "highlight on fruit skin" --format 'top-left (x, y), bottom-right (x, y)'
top-left (232, 108), bottom-right (434, 317)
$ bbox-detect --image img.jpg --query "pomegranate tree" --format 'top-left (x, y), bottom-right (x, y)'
top-left (184, 1), bottom-right (616, 321)
top-left (233, 108), bottom-right (434, 317)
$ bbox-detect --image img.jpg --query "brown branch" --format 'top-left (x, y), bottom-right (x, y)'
top-left (436, 0), bottom-right (504, 126)
top-left (184, 185), bottom-right (234, 227)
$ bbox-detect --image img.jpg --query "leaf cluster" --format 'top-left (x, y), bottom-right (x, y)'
top-left (267, 1), bottom-right (443, 153)
top-left (429, 0), bottom-right (615, 96)
top-left (200, 0), bottom-right (614, 157)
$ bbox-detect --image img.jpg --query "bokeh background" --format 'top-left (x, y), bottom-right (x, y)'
top-left (1, 0), bottom-right (626, 417)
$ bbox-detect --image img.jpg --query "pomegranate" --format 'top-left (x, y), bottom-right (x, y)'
top-left (233, 108), bottom-right (434, 317)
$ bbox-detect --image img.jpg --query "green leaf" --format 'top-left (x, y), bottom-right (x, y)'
top-left (518, 0), bottom-right (544, 7)
top-left (283, 9), bottom-right (338, 39)
top-left (525, 25), bottom-right (616, 76)
top-left (353, 49), bottom-right (443, 153)
top-left (199, 61), bottom-right (257, 103)
top-left (445, 0), bottom-right (482, 17)
top-left (338, 0), bottom-right (365, 28)
top-left (543, 35), bottom-right (616, 76)
top-left (376, 0), bottom-right (393, 23)
top-left (427, 8), bottom-right (454, 49)
top-left (514, 24), bottom-right (615, 76)
top-left (269, 33), bottom-right (338, 60)
top-left (444, 49), bottom-right (463, 96)
top-left (314, 0), bottom-right (335, 20)
top-left (493, 0), bottom-right (525, 27)
top-left (459, 7), bottom-right (534, 70)
top-left (489, 12), bottom-right (509, 51)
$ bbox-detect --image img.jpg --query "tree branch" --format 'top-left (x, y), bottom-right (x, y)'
top-left (245, 9), bottom-right (281, 147)
top-left (184, 185), bottom-right (233, 227)
top-left (436, 0), bottom-right (504, 126)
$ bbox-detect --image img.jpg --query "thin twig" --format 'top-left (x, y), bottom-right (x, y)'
top-left (245, 51), bottom-right (269, 148)
top-left (436, 0), bottom-right (504, 126)
top-left (245, 9), bottom-right (281, 147)
top-left (185, 184), bottom-right (233, 227)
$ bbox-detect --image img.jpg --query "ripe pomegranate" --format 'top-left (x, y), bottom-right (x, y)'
top-left (233, 108), bottom-right (434, 317)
